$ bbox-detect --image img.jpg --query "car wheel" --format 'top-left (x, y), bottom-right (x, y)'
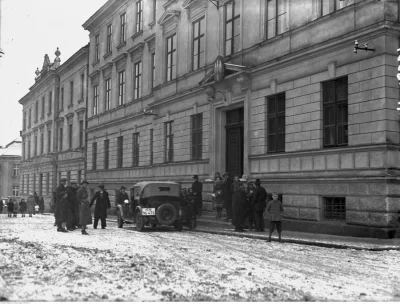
top-left (155, 203), bottom-right (178, 226)
top-left (136, 212), bottom-right (145, 231)
top-left (174, 222), bottom-right (183, 231)
top-left (117, 210), bottom-right (124, 228)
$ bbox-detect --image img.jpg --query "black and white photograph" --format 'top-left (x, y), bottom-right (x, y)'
top-left (1, 0), bottom-right (400, 301)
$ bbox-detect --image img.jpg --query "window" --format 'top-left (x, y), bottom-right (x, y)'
top-left (58, 172), bottom-right (62, 184)
top-left (80, 74), bottom-right (84, 99)
top-left (267, 92), bottom-right (285, 153)
top-left (60, 87), bottom-right (64, 109)
top-left (68, 123), bottom-right (73, 149)
top-left (92, 142), bottom-right (97, 170)
top-left (95, 34), bottom-right (100, 62)
top-left (23, 112), bottom-right (26, 130)
top-left (118, 71), bottom-right (125, 105)
top-left (323, 197), bottom-right (346, 221)
top-left (151, 53), bottom-right (156, 90)
top-left (93, 85), bottom-right (99, 115)
top-left (39, 173), bottom-right (43, 195)
top-left (77, 170), bottom-right (81, 185)
top-left (70, 81), bottom-right (74, 105)
top-left (21, 175), bottom-right (24, 193)
top-left (67, 171), bottom-right (71, 184)
top-left (225, 0), bottom-right (240, 56)
top-left (40, 132), bottom-right (44, 155)
top-left (104, 139), bottom-right (109, 169)
top-left (28, 109), bottom-right (31, 127)
top-left (152, 0), bottom-right (157, 21)
top-left (318, 0), bottom-right (354, 17)
top-left (192, 17), bottom-right (205, 71)
top-left (165, 121), bottom-right (174, 162)
top-left (132, 133), bottom-right (139, 166)
top-left (106, 24), bottom-right (113, 54)
top-left (35, 101), bottom-right (39, 122)
top-left (120, 13), bottom-right (127, 44)
top-left (13, 164), bottom-right (19, 176)
top-left (149, 129), bottom-right (153, 165)
top-left (117, 136), bottom-right (123, 168)
top-left (323, 77), bottom-right (348, 147)
top-left (166, 34), bottom-right (177, 81)
top-left (49, 91), bottom-right (52, 114)
top-left (27, 137), bottom-right (31, 159)
top-left (136, 0), bottom-right (143, 33)
top-left (191, 114), bottom-right (203, 160)
top-left (133, 61), bottom-right (142, 100)
top-left (33, 174), bottom-right (36, 194)
top-left (42, 96), bottom-right (45, 117)
top-left (47, 130), bottom-right (51, 152)
top-left (12, 186), bottom-right (19, 197)
top-left (59, 127), bottom-right (63, 151)
top-left (103, 78), bottom-right (111, 111)
top-left (79, 120), bottom-right (84, 147)
top-left (266, 0), bottom-right (287, 39)
top-left (46, 172), bottom-right (50, 195)
top-left (34, 135), bottom-right (37, 157)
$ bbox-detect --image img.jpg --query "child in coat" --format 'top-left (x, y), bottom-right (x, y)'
top-left (266, 193), bottom-right (284, 243)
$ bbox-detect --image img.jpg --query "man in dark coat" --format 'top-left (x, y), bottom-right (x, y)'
top-left (231, 181), bottom-right (247, 232)
top-left (38, 196), bottom-right (45, 214)
top-left (55, 178), bottom-right (68, 232)
top-left (66, 181), bottom-right (79, 231)
top-left (251, 179), bottom-right (267, 232)
top-left (222, 173), bottom-right (233, 221)
top-left (191, 175), bottom-right (203, 217)
top-left (116, 186), bottom-right (129, 205)
top-left (90, 184), bottom-right (111, 229)
top-left (77, 180), bottom-right (91, 235)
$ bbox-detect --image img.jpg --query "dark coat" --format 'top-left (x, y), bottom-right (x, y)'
top-left (38, 197), bottom-right (45, 211)
top-left (55, 183), bottom-right (68, 222)
top-left (116, 190), bottom-right (129, 205)
top-left (19, 200), bottom-right (27, 212)
top-left (214, 182), bottom-right (224, 208)
top-left (192, 180), bottom-right (203, 206)
top-left (7, 201), bottom-right (14, 213)
top-left (222, 178), bottom-right (233, 209)
top-left (77, 186), bottom-right (92, 226)
top-left (252, 185), bottom-right (267, 211)
top-left (90, 191), bottom-right (111, 219)
top-left (231, 187), bottom-right (247, 228)
top-left (66, 186), bottom-right (79, 226)
top-left (27, 196), bottom-right (36, 214)
top-left (266, 199), bottom-right (284, 221)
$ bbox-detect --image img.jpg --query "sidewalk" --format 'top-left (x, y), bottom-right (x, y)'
top-left (104, 212), bottom-right (400, 251)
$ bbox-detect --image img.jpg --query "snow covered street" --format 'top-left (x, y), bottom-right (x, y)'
top-left (1, 214), bottom-right (400, 301)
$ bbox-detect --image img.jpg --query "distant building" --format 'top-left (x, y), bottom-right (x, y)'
top-left (18, 46), bottom-right (88, 210)
top-left (0, 139), bottom-right (22, 199)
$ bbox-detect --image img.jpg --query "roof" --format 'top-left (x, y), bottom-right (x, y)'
top-left (0, 139), bottom-right (22, 157)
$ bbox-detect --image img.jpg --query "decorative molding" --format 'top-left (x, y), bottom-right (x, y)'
top-left (158, 10), bottom-right (181, 36)
top-left (148, 20), bottom-right (156, 29)
top-left (328, 61), bottom-right (337, 79)
top-left (103, 51), bottom-right (112, 60)
top-left (56, 116), bottom-right (65, 126)
top-left (89, 70), bottom-right (100, 85)
top-left (183, 0), bottom-right (207, 20)
top-left (112, 53), bottom-right (128, 72)
top-left (163, 0), bottom-right (178, 9)
top-left (65, 112), bottom-right (74, 124)
top-left (144, 33), bottom-right (156, 53)
top-left (237, 72), bottom-right (252, 91)
top-left (75, 107), bottom-right (86, 121)
top-left (127, 42), bottom-right (145, 63)
top-left (100, 62), bottom-right (113, 79)
top-left (204, 86), bottom-right (215, 101)
top-left (131, 30), bottom-right (143, 41)
top-left (45, 120), bottom-right (53, 128)
top-left (116, 41), bottom-right (126, 50)
top-left (91, 60), bottom-right (100, 68)
top-left (270, 79), bottom-right (277, 94)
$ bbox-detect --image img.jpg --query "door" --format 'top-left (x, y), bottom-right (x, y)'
top-left (226, 108), bottom-right (244, 177)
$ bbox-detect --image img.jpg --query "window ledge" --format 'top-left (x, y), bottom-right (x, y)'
top-left (131, 30), bottom-right (143, 41)
top-left (67, 104), bottom-right (73, 109)
top-left (92, 60), bottom-right (100, 67)
top-left (103, 51), bottom-right (112, 59)
top-left (148, 20), bottom-right (156, 29)
top-left (77, 98), bottom-right (84, 104)
top-left (116, 41), bottom-right (126, 50)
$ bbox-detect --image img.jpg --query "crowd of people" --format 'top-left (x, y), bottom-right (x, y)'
top-left (2, 192), bottom-right (45, 218)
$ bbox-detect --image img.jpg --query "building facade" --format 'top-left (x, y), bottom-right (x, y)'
top-left (18, 46), bottom-right (88, 210)
top-left (0, 140), bottom-right (22, 199)
top-left (80, 0), bottom-right (400, 238)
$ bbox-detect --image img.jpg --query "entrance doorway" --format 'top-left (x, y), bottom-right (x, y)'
top-left (225, 108), bottom-right (244, 177)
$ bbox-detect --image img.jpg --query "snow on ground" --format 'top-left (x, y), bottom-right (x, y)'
top-left (0, 214), bottom-right (400, 301)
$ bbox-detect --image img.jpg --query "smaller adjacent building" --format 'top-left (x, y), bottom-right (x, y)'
top-left (0, 139), bottom-right (22, 199)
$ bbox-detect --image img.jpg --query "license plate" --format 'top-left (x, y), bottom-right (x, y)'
top-left (142, 208), bottom-right (155, 216)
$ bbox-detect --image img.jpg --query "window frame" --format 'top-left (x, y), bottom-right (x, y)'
top-left (106, 24), bottom-right (113, 54)
top-left (93, 85), bottom-right (99, 115)
top-left (60, 87), bottom-right (64, 110)
top-left (136, 0), bottom-right (143, 33)
top-left (164, 121), bottom-right (174, 163)
top-left (149, 129), bottom-right (153, 165)
top-left (70, 81), bottom-right (74, 105)
top-left (92, 142), bottom-right (97, 170)
top-left (104, 139), bottom-right (109, 169)
top-left (224, 0), bottom-right (241, 57)
top-left (12, 186), bottom-right (19, 197)
top-left (191, 113), bottom-right (203, 160)
top-left (95, 34), bottom-right (100, 62)
top-left (151, 52), bottom-right (156, 91)
top-left (267, 92), bottom-right (286, 153)
top-left (118, 70), bottom-right (125, 106)
top-left (105, 78), bottom-right (111, 111)
top-left (192, 16), bottom-right (205, 71)
top-left (47, 129), bottom-right (51, 153)
top-left (323, 197), bottom-right (346, 221)
top-left (133, 61), bottom-right (142, 100)
top-left (79, 120), bottom-right (84, 147)
top-left (59, 127), bottom-right (63, 151)
top-left (13, 164), bottom-right (20, 176)
top-left (80, 74), bottom-right (85, 99)
top-left (265, 0), bottom-right (288, 40)
top-left (40, 131), bottom-right (44, 155)
top-left (68, 123), bottom-right (73, 149)
top-left (166, 34), bottom-right (177, 82)
top-left (48, 91), bottom-right (52, 114)
top-left (117, 136), bottom-right (124, 168)
top-left (120, 13), bottom-right (127, 44)
top-left (132, 132), bottom-right (140, 167)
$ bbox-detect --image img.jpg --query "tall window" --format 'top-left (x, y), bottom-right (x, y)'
top-left (40, 132), bottom-right (44, 155)
top-left (26, 175), bottom-right (30, 194)
top-left (132, 133), bottom-right (139, 166)
top-left (46, 172), bottom-right (50, 195)
top-left (60, 87), bottom-right (64, 110)
top-left (323, 77), bottom-right (348, 147)
top-left (319, 0), bottom-right (354, 17)
top-left (79, 120), bottom-right (84, 147)
top-left (67, 171), bottom-right (71, 184)
top-left (95, 34), bottom-right (100, 62)
top-left (152, 0), bottom-right (157, 21)
top-left (47, 130), bottom-right (51, 153)
top-left (133, 61), bottom-right (142, 100)
top-left (149, 129), bottom-right (153, 165)
top-left (105, 78), bottom-right (111, 111)
top-left (42, 96), bottom-right (45, 117)
top-left (191, 114), bottom-right (203, 160)
top-left (13, 164), bottom-right (19, 176)
top-left (267, 92), bottom-right (285, 153)
top-left (104, 139), bottom-right (109, 169)
top-left (23, 111), bottom-right (26, 130)
top-left (80, 74), bottom-right (84, 99)
top-left (35, 102), bottom-right (39, 122)
top-left (12, 186), bottom-right (19, 197)
top-left (106, 24), bottom-right (113, 54)
top-left (29, 109), bottom-right (31, 127)
top-left (59, 127), bottom-right (63, 151)
top-left (192, 17), bottom-right (205, 71)
top-left (93, 85), bottom-right (99, 115)
top-left (70, 81), bottom-right (74, 105)
top-left (266, 0), bottom-right (287, 39)
top-left (136, 0), bottom-right (143, 32)
top-left (166, 34), bottom-right (177, 81)
top-left (68, 123), bottom-right (73, 149)
top-left (77, 170), bottom-right (81, 185)
top-left (225, 0), bottom-right (240, 56)
top-left (151, 53), bottom-right (156, 90)
top-left (34, 135), bottom-right (37, 157)
top-left (117, 136), bottom-right (123, 168)
top-left (118, 71), bottom-right (125, 105)
top-left (165, 121), bottom-right (174, 162)
top-left (92, 142), bottom-right (97, 170)
top-left (48, 91), bottom-right (52, 114)
top-left (120, 13), bottom-right (127, 44)
top-left (27, 138), bottom-right (31, 159)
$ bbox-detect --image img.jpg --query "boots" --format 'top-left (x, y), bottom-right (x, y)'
top-left (81, 230), bottom-right (88, 235)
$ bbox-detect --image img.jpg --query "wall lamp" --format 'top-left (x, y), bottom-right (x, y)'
top-left (142, 108), bottom-right (158, 119)
top-left (354, 40), bottom-right (375, 54)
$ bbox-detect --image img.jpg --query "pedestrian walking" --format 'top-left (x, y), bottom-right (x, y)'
top-left (12, 198), bottom-right (18, 217)
top-left (191, 175), bottom-right (203, 217)
top-left (245, 181), bottom-right (255, 231)
top-left (251, 179), bottom-right (267, 232)
top-left (266, 193), bottom-right (284, 242)
top-left (55, 178), bottom-right (69, 232)
top-left (7, 199), bottom-right (14, 218)
top-left (38, 196), bottom-right (45, 214)
top-left (231, 177), bottom-right (247, 232)
top-left (222, 172), bottom-right (233, 221)
top-left (66, 181), bottom-right (79, 231)
top-left (77, 180), bottom-right (91, 235)
top-left (34, 192), bottom-right (40, 215)
top-left (19, 199), bottom-right (27, 217)
top-left (27, 193), bottom-right (36, 217)
top-left (214, 177), bottom-right (224, 219)
top-left (90, 184), bottom-right (111, 229)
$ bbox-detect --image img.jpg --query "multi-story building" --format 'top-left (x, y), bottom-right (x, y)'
top-left (0, 140), bottom-right (22, 199)
top-left (81, 0), bottom-right (400, 238)
top-left (18, 46), bottom-right (89, 210)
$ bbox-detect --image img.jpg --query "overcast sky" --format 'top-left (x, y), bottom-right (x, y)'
top-left (0, 0), bottom-right (108, 147)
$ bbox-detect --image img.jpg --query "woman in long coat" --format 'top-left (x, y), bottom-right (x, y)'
top-left (19, 199), bottom-right (27, 217)
top-left (77, 180), bottom-right (92, 235)
top-left (89, 184), bottom-right (110, 230)
top-left (231, 179), bottom-right (247, 232)
top-left (26, 193), bottom-right (36, 217)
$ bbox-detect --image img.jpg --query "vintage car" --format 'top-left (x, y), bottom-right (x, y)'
top-left (116, 181), bottom-right (184, 231)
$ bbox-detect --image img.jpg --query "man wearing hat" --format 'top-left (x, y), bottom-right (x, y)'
top-left (222, 173), bottom-right (233, 221)
top-left (191, 175), bottom-right (203, 217)
top-left (77, 180), bottom-right (91, 235)
top-left (116, 186), bottom-right (129, 207)
top-left (90, 184), bottom-right (111, 229)
top-left (55, 177), bottom-right (68, 232)
top-left (66, 181), bottom-right (79, 231)
top-left (251, 179), bottom-right (267, 232)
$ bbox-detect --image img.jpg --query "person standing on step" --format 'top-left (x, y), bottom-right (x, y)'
top-left (214, 177), bottom-right (224, 219)
top-left (77, 180), bottom-right (91, 235)
top-left (251, 179), bottom-right (267, 232)
top-left (266, 193), bottom-right (284, 242)
top-left (90, 184), bottom-right (111, 229)
top-left (231, 181), bottom-right (247, 232)
top-left (191, 175), bottom-right (203, 217)
top-left (27, 193), bottom-right (36, 218)
top-left (222, 173), bottom-right (233, 221)
top-left (245, 181), bottom-right (255, 231)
